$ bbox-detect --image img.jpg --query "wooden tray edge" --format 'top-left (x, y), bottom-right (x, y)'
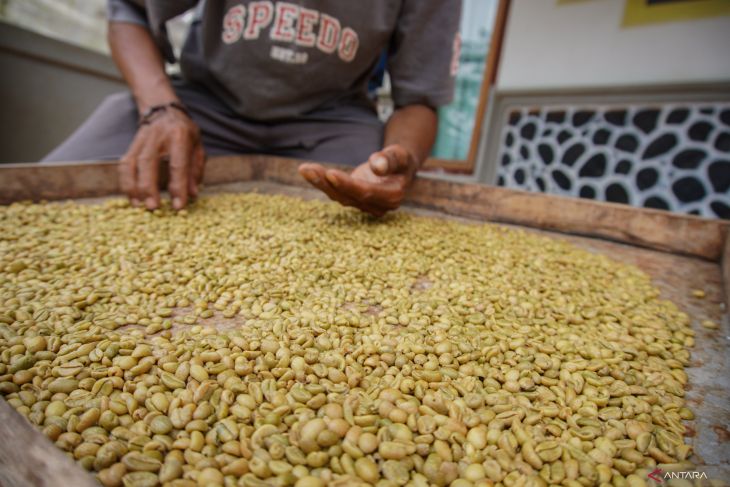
top-left (0, 398), bottom-right (99, 487)
top-left (720, 234), bottom-right (730, 313)
top-left (1, 156), bottom-right (727, 263)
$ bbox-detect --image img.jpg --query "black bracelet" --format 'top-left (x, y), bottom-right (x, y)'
top-left (138, 102), bottom-right (191, 126)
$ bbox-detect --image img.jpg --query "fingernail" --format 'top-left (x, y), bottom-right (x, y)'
top-left (372, 156), bottom-right (388, 172)
top-left (325, 172), bottom-right (339, 187)
top-left (131, 198), bottom-right (141, 207)
top-left (304, 169), bottom-right (320, 184)
top-left (173, 197), bottom-right (183, 210)
top-left (145, 197), bottom-right (156, 209)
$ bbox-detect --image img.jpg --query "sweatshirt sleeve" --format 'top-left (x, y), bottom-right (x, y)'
top-left (387, 0), bottom-right (462, 110)
top-left (106, 0), bottom-right (197, 62)
top-left (107, 0), bottom-right (148, 26)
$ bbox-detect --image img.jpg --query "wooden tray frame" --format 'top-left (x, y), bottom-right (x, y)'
top-left (1, 155), bottom-right (729, 485)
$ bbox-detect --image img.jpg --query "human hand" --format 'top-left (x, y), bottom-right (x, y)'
top-left (298, 144), bottom-right (417, 217)
top-left (118, 108), bottom-right (205, 210)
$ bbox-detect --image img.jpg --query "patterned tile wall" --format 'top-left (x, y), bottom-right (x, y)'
top-left (496, 104), bottom-right (730, 219)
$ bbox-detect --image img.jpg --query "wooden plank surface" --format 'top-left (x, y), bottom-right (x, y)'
top-left (403, 177), bottom-right (728, 261)
top-left (724, 228), bottom-right (730, 311)
top-left (0, 161), bottom-right (119, 202)
top-left (420, 158), bottom-right (475, 173)
top-left (0, 158), bottom-right (255, 203)
top-left (0, 155), bottom-right (727, 261)
top-left (0, 399), bottom-right (99, 487)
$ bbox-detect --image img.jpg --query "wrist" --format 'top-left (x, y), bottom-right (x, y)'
top-left (136, 97), bottom-right (179, 116)
top-left (396, 145), bottom-right (420, 178)
top-left (133, 80), bottom-right (179, 114)
top-left (138, 102), bottom-right (191, 127)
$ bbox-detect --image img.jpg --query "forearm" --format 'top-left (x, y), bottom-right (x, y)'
top-left (383, 104), bottom-right (438, 170)
top-left (108, 22), bottom-right (178, 113)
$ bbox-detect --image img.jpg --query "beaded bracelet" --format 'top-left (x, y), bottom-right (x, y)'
top-left (138, 102), bottom-right (191, 126)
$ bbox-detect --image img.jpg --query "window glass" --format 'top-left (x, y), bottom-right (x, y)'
top-left (431, 0), bottom-right (499, 160)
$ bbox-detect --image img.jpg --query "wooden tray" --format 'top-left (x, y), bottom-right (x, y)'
top-left (1, 156), bottom-right (728, 485)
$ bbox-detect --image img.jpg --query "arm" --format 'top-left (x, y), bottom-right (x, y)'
top-left (299, 0), bottom-right (459, 216)
top-left (378, 103), bottom-right (438, 176)
top-left (109, 22), bottom-right (178, 114)
top-left (109, 22), bottom-right (204, 210)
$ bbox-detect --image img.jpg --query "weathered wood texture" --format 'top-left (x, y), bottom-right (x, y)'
top-left (0, 399), bottom-right (99, 487)
top-left (403, 178), bottom-right (728, 262)
top-left (0, 161), bottom-right (119, 202)
top-left (245, 156), bottom-right (729, 261)
top-left (0, 155), bottom-right (727, 261)
top-left (724, 228), bottom-right (730, 310)
top-left (0, 158), bottom-right (255, 202)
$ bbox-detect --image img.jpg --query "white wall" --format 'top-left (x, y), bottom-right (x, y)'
top-left (0, 0), bottom-right (192, 59)
top-left (497, 0), bottom-right (730, 91)
top-left (1, 0), bottom-right (109, 53)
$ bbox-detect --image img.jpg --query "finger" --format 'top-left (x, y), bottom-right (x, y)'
top-left (352, 201), bottom-right (387, 217)
top-left (168, 135), bottom-right (192, 210)
top-left (299, 163), bottom-right (337, 197)
top-left (189, 143), bottom-right (205, 199)
top-left (325, 169), bottom-right (403, 210)
top-left (323, 177), bottom-right (393, 216)
top-left (298, 163), bottom-right (326, 186)
top-left (120, 132), bottom-right (148, 205)
top-left (299, 164), bottom-right (385, 214)
top-left (136, 142), bottom-right (162, 210)
top-left (118, 156), bottom-right (137, 204)
top-left (299, 163), bottom-right (358, 206)
top-left (369, 145), bottom-right (411, 176)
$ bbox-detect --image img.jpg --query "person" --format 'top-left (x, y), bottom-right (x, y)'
top-left (44, 1), bottom-right (462, 216)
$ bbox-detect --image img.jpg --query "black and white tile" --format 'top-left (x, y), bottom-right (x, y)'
top-left (496, 104), bottom-right (730, 219)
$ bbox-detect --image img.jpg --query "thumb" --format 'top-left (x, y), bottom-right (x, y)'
top-left (369, 144), bottom-right (412, 176)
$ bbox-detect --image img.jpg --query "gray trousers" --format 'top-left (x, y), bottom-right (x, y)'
top-left (42, 80), bottom-right (383, 166)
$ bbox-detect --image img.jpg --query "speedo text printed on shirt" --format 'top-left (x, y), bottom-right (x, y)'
top-left (221, 2), bottom-right (360, 65)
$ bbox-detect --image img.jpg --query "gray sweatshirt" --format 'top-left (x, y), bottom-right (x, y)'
top-left (108, 0), bottom-right (462, 121)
